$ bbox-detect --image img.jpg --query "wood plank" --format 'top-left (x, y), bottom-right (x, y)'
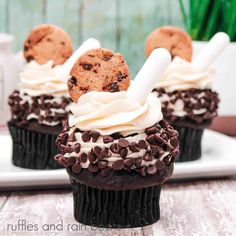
top-left (80, 0), bottom-right (117, 51)
top-left (8, 0), bottom-right (45, 51)
top-left (0, 0), bottom-right (8, 32)
top-left (45, 0), bottom-right (81, 49)
top-left (119, 0), bottom-right (170, 79)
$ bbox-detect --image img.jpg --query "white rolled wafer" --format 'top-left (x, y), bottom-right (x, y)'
top-left (192, 32), bottom-right (230, 72)
top-left (57, 38), bottom-right (101, 76)
top-left (127, 48), bottom-right (171, 104)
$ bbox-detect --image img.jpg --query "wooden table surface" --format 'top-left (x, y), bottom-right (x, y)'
top-left (0, 177), bottom-right (236, 236)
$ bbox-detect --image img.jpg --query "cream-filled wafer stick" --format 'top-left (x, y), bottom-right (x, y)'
top-left (127, 48), bottom-right (171, 104)
top-left (192, 32), bottom-right (230, 72)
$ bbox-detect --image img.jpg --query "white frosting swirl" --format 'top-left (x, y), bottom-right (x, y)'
top-left (19, 60), bottom-right (68, 96)
top-left (69, 91), bottom-right (163, 136)
top-left (156, 57), bottom-right (214, 92)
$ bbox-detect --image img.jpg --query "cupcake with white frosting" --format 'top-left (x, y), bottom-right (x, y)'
top-left (153, 57), bottom-right (219, 161)
top-left (8, 24), bottom-right (73, 169)
top-left (146, 27), bottom-right (222, 162)
top-left (55, 48), bottom-right (179, 227)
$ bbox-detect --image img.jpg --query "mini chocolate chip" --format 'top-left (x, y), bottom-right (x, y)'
top-left (159, 120), bottom-right (168, 128)
top-left (108, 82), bottom-right (119, 92)
top-left (150, 145), bottom-right (159, 156)
top-left (26, 55), bottom-right (34, 62)
top-left (147, 165), bottom-right (157, 175)
top-left (100, 147), bottom-right (111, 159)
top-left (81, 63), bottom-right (93, 70)
top-left (64, 145), bottom-right (74, 153)
top-left (129, 142), bottom-right (140, 152)
top-left (74, 142), bottom-right (81, 153)
top-left (145, 126), bottom-right (158, 135)
top-left (155, 160), bottom-right (165, 170)
top-left (88, 163), bottom-right (99, 173)
top-left (103, 135), bottom-right (114, 144)
top-left (112, 159), bottom-right (124, 170)
top-left (118, 138), bottom-right (130, 148)
top-left (155, 135), bottom-right (164, 144)
top-left (54, 154), bottom-right (64, 161)
top-left (79, 153), bottom-right (87, 163)
top-left (138, 140), bottom-right (148, 149)
top-left (117, 71), bottom-right (123, 82)
top-left (134, 157), bottom-right (142, 168)
top-left (58, 144), bottom-right (66, 154)
top-left (160, 132), bottom-right (168, 140)
top-left (167, 126), bottom-right (178, 136)
top-left (163, 155), bottom-right (171, 164)
top-left (93, 146), bottom-right (102, 155)
top-left (101, 167), bottom-right (111, 177)
top-left (68, 77), bottom-right (77, 85)
top-left (143, 152), bottom-right (153, 161)
top-left (72, 162), bottom-right (81, 174)
top-left (59, 157), bottom-right (68, 167)
top-left (103, 55), bottom-right (112, 61)
top-left (24, 45), bottom-right (29, 51)
top-left (171, 148), bottom-right (180, 157)
top-left (146, 134), bottom-right (156, 144)
top-left (98, 160), bottom-right (108, 169)
top-left (67, 156), bottom-right (77, 166)
top-left (110, 143), bottom-right (120, 153)
top-left (124, 158), bottom-right (133, 167)
top-left (90, 131), bottom-right (100, 142)
top-left (88, 152), bottom-right (97, 163)
top-left (60, 132), bottom-right (69, 145)
top-left (170, 137), bottom-right (178, 148)
top-left (82, 131), bottom-right (91, 142)
top-left (119, 148), bottom-right (128, 158)
top-left (163, 143), bottom-right (173, 152)
top-left (139, 166), bottom-right (146, 176)
top-left (111, 132), bottom-right (122, 139)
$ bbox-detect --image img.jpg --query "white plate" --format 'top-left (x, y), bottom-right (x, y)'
top-left (0, 129), bottom-right (236, 189)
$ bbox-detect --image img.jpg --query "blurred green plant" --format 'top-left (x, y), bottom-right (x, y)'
top-left (179, 0), bottom-right (236, 41)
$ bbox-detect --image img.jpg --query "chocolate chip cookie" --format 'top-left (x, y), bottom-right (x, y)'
top-left (68, 48), bottom-right (131, 102)
top-left (24, 24), bottom-right (73, 65)
top-left (145, 26), bottom-right (192, 61)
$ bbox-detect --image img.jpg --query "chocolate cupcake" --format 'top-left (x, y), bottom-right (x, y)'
top-left (7, 24), bottom-right (73, 169)
top-left (55, 48), bottom-right (179, 227)
top-left (146, 26), bottom-right (220, 162)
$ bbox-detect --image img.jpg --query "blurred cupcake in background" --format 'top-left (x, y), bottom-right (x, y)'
top-left (8, 24), bottom-right (73, 169)
top-left (145, 26), bottom-right (223, 162)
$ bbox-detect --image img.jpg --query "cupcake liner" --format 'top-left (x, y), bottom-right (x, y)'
top-left (8, 123), bottom-right (62, 169)
top-left (70, 178), bottom-right (162, 228)
top-left (173, 125), bottom-right (204, 162)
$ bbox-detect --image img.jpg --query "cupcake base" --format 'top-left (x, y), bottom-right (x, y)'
top-left (71, 180), bottom-right (161, 228)
top-left (67, 164), bottom-right (173, 228)
top-left (173, 125), bottom-right (204, 162)
top-left (8, 122), bottom-right (62, 169)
